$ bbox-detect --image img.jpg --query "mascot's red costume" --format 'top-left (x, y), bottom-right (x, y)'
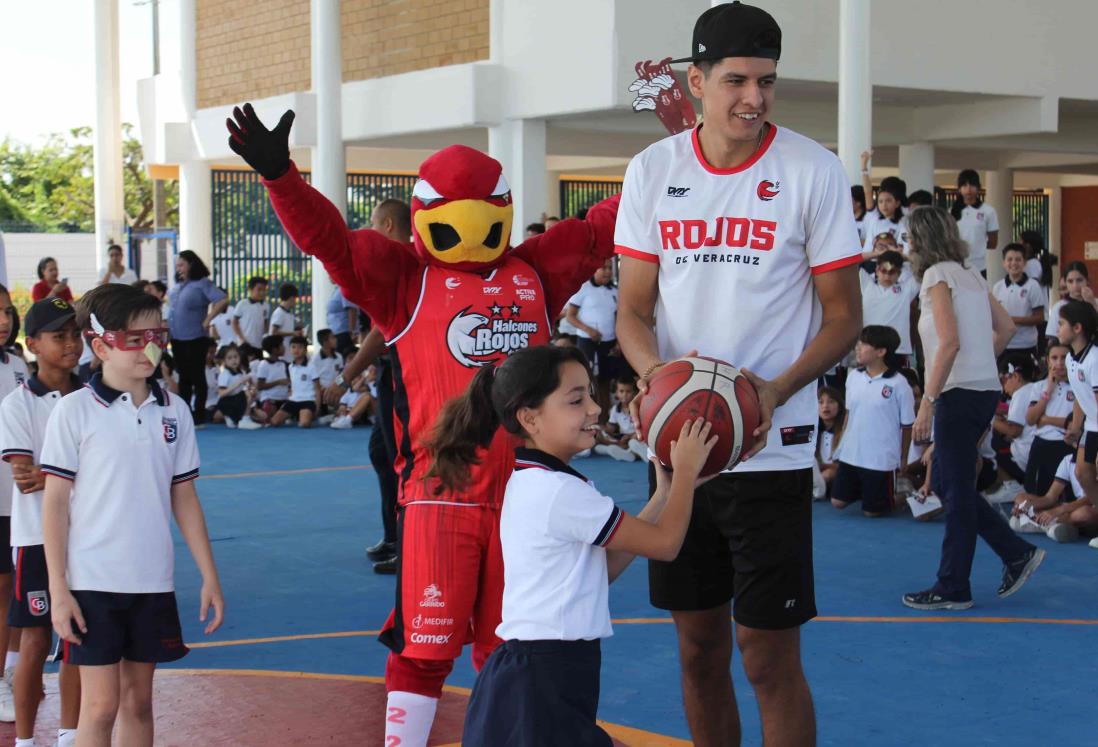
top-left (227, 104), bottom-right (619, 745)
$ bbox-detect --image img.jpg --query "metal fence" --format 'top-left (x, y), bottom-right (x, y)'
top-left (211, 169), bottom-right (417, 323)
top-left (559, 178), bottom-right (624, 218)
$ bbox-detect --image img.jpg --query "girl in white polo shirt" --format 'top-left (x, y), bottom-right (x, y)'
top-left (423, 345), bottom-right (715, 747)
top-left (1024, 341), bottom-right (1076, 496)
top-left (1058, 300), bottom-right (1098, 507)
top-left (860, 177), bottom-right (909, 258)
top-left (39, 283), bottom-right (225, 747)
top-left (950, 169), bottom-right (999, 277)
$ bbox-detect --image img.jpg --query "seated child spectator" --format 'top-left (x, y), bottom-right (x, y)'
top-left (593, 376), bottom-right (647, 462)
top-left (310, 329), bottom-right (344, 390)
top-left (1024, 341), bottom-right (1074, 495)
top-left (832, 325), bottom-right (916, 516)
top-left (256, 335), bottom-right (290, 419)
top-left (816, 386), bottom-right (846, 499)
top-left (1011, 453), bottom-right (1098, 543)
top-left (330, 371), bottom-right (374, 429)
top-left (216, 344), bottom-right (263, 429)
top-left (271, 335), bottom-right (318, 428)
top-left (204, 340), bottom-right (221, 423)
top-left (987, 354), bottom-right (1037, 501)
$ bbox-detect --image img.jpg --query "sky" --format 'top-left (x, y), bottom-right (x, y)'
top-left (0, 0), bottom-right (177, 145)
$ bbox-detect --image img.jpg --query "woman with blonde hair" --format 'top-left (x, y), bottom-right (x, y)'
top-left (903, 206), bottom-right (1043, 610)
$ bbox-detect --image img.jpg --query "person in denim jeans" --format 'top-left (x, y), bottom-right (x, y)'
top-left (903, 207), bottom-right (1044, 610)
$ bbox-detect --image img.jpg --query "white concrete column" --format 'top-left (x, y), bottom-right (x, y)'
top-left (898, 142), bottom-right (934, 195)
top-left (490, 120), bottom-right (547, 246)
top-left (837, 0), bottom-right (871, 185)
top-left (310, 0), bottom-right (343, 340)
top-left (984, 167), bottom-right (1014, 285)
top-left (1048, 186), bottom-right (1062, 303)
top-left (93, 0), bottom-right (125, 275)
top-left (176, 0), bottom-right (214, 271)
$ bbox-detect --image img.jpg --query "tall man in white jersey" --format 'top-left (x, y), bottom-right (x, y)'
top-left (615, 4), bottom-right (862, 745)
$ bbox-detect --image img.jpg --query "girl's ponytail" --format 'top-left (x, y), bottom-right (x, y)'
top-left (425, 365), bottom-right (501, 495)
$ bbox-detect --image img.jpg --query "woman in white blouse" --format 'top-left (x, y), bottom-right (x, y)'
top-left (903, 206), bottom-right (1043, 611)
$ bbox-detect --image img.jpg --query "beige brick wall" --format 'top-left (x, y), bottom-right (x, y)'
top-left (343, 0), bottom-right (489, 81)
top-left (196, 0), bottom-right (311, 110)
top-left (195, 0), bottom-right (488, 109)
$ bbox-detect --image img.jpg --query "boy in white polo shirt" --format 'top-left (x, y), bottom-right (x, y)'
top-left (992, 244), bottom-right (1045, 360)
top-left (39, 283), bottom-right (225, 747)
top-left (860, 250), bottom-right (919, 363)
top-left (832, 326), bottom-right (916, 516)
top-left (256, 335), bottom-right (291, 418)
top-left (0, 298), bottom-right (84, 747)
top-left (231, 275), bottom-right (270, 357)
top-left (271, 335), bottom-right (319, 427)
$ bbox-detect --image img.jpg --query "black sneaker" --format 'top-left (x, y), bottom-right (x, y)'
top-left (998, 547), bottom-right (1045, 598)
top-left (366, 540), bottom-right (397, 562)
top-left (901, 589), bottom-right (974, 610)
top-left (373, 555), bottom-right (398, 575)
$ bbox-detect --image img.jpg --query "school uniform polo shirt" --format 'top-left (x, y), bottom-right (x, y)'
top-left (1067, 343), bottom-right (1098, 433)
top-left (956, 203), bottom-right (999, 274)
top-left (1005, 381), bottom-right (1037, 470)
top-left (257, 359), bottom-right (290, 402)
top-left (992, 274), bottom-right (1044, 350)
top-left (607, 402), bottom-right (635, 437)
top-left (1054, 453), bottom-right (1084, 499)
top-left (0, 375), bottom-right (80, 546)
top-left (0, 351), bottom-right (30, 516)
top-left (861, 211), bottom-right (909, 254)
top-left (40, 375), bottom-right (199, 593)
top-left (233, 298), bottom-right (270, 349)
top-left (287, 359), bottom-right (319, 403)
top-left (566, 282), bottom-right (619, 341)
top-left (614, 124), bottom-right (862, 472)
top-left (269, 305), bottom-right (297, 361)
top-left (860, 270), bottom-right (920, 355)
top-left (496, 448), bottom-right (623, 642)
top-left (839, 368), bottom-right (916, 472)
top-left (1032, 381), bottom-right (1074, 441)
top-left (309, 352), bottom-right (344, 389)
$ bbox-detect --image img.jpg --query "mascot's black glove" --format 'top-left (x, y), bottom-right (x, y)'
top-left (226, 103), bottom-right (294, 181)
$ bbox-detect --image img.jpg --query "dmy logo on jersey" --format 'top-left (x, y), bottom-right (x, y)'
top-left (163, 417), bottom-right (178, 444)
top-left (446, 305), bottom-right (539, 368)
top-left (757, 179), bottom-right (780, 201)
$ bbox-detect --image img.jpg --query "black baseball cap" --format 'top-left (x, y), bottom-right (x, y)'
top-left (24, 297), bottom-right (77, 337)
top-left (671, 1), bottom-right (782, 65)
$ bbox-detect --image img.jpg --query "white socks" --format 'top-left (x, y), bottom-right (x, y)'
top-left (57, 729), bottom-right (77, 747)
top-left (15, 738), bottom-right (34, 747)
top-left (384, 691), bottom-right (439, 747)
top-left (4, 652), bottom-right (18, 671)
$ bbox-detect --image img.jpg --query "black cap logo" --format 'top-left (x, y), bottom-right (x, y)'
top-left (672, 2), bottom-right (782, 65)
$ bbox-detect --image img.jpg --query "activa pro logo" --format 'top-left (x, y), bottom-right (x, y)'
top-left (667, 186), bottom-right (691, 197)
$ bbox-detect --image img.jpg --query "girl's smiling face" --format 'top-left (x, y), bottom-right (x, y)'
top-left (518, 360), bottom-right (602, 461)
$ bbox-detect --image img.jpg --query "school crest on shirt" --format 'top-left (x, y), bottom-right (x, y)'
top-left (1078, 370), bottom-right (1086, 383)
top-left (1068, 391), bottom-right (1076, 402)
top-left (163, 417), bottom-right (178, 444)
top-left (892, 285), bottom-right (902, 294)
top-left (12, 371), bottom-right (25, 385)
top-left (881, 386), bottom-right (893, 399)
top-left (27, 591), bottom-right (48, 616)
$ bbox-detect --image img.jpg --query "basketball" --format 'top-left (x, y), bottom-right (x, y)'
top-left (639, 356), bottom-right (761, 477)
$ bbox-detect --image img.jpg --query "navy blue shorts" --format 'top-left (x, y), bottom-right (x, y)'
top-left (834, 462), bottom-right (896, 514)
top-left (63, 591), bottom-right (188, 666)
top-left (9, 545), bottom-right (52, 628)
top-left (1085, 431), bottom-right (1098, 464)
top-left (462, 639), bottom-right (610, 747)
top-left (279, 400), bottom-right (316, 417)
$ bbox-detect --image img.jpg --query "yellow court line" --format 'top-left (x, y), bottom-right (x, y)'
top-left (157, 668), bottom-right (688, 745)
top-left (198, 464), bottom-right (372, 480)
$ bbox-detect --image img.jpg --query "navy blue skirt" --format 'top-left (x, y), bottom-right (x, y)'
top-left (462, 638), bottom-right (612, 746)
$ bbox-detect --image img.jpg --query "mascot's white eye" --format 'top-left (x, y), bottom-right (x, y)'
top-left (490, 174), bottom-right (510, 198)
top-left (412, 179), bottom-right (444, 205)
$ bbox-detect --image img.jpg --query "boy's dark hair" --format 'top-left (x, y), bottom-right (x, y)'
top-left (76, 283), bottom-right (162, 333)
top-left (373, 199), bottom-right (412, 237)
top-left (907, 189), bottom-right (933, 207)
top-left (1002, 242), bottom-right (1026, 260)
top-left (426, 345), bottom-right (591, 494)
top-left (998, 352), bottom-right (1037, 381)
top-left (36, 257), bottom-right (55, 280)
top-left (247, 275), bottom-right (269, 290)
top-left (317, 329), bottom-right (333, 346)
top-left (280, 283), bottom-right (298, 301)
top-left (261, 335), bottom-right (283, 355)
top-left (151, 280), bottom-right (168, 295)
top-left (525, 222), bottom-right (546, 235)
top-left (614, 374), bottom-right (639, 389)
top-left (207, 338), bottom-right (218, 351)
top-left (289, 335), bottom-right (308, 348)
top-left (859, 325), bottom-right (903, 372)
top-left (876, 250), bottom-right (905, 271)
top-left (177, 250), bottom-right (211, 280)
top-left (1059, 299), bottom-right (1098, 341)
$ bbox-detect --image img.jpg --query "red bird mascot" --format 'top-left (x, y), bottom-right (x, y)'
top-left (227, 104), bottom-right (619, 745)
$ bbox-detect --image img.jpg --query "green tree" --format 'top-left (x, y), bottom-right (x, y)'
top-left (0, 125), bottom-right (178, 233)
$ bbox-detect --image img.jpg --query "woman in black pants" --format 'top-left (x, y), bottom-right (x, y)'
top-left (169, 251), bottom-right (228, 423)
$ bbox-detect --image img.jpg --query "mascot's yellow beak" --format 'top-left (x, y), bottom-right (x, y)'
top-left (414, 199), bottom-right (513, 266)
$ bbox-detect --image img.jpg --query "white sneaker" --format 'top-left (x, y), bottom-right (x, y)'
top-left (224, 416), bottom-right (237, 429)
top-left (596, 444), bottom-right (636, 462)
top-left (1046, 521), bottom-right (1079, 543)
top-left (2, 667), bottom-right (11, 688)
top-left (330, 415), bottom-right (353, 430)
top-left (627, 438), bottom-right (649, 460)
top-left (1089, 536), bottom-right (1098, 549)
top-left (0, 676), bottom-right (14, 722)
top-left (574, 449), bottom-right (592, 458)
top-left (984, 480), bottom-right (1023, 504)
top-left (317, 414), bottom-right (336, 426)
top-left (238, 416), bottom-right (262, 430)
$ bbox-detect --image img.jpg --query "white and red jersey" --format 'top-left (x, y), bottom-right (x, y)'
top-left (615, 124), bottom-right (862, 472)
